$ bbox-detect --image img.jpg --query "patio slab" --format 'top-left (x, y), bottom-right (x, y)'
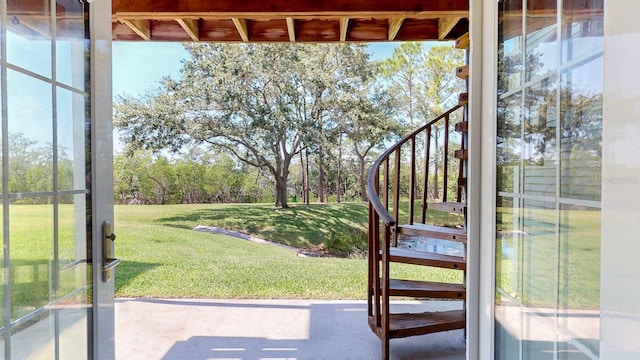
top-left (116, 298), bottom-right (466, 360)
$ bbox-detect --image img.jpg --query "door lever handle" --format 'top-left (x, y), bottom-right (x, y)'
top-left (102, 221), bottom-right (121, 282)
top-left (103, 258), bottom-right (121, 272)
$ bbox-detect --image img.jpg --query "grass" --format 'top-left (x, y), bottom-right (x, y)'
top-left (496, 206), bottom-right (601, 310)
top-left (114, 203), bottom-right (463, 299)
top-left (6, 203), bottom-right (90, 321)
top-left (128, 201), bottom-right (463, 256)
top-left (3, 201), bottom-right (600, 308)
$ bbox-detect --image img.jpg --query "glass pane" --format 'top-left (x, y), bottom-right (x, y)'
top-left (495, 294), bottom-right (522, 359)
top-left (56, 0), bottom-right (89, 90)
top-left (9, 199), bottom-right (55, 359)
top-left (522, 312), bottom-right (556, 360)
top-left (7, 70), bottom-right (54, 194)
top-left (496, 196), bottom-right (521, 298)
top-left (558, 205), bottom-right (600, 357)
top-left (57, 194), bottom-right (90, 359)
top-left (521, 200), bottom-right (556, 309)
top-left (497, 92), bottom-right (522, 193)
top-left (498, 0), bottom-right (524, 95)
top-left (525, 0), bottom-right (557, 81)
top-left (10, 200), bottom-right (54, 320)
top-left (58, 307), bottom-right (90, 359)
top-left (523, 78), bottom-right (557, 197)
top-left (10, 311), bottom-right (55, 359)
top-left (562, 4), bottom-right (604, 64)
top-left (7, 1), bottom-right (52, 79)
top-left (57, 88), bottom-right (88, 191)
top-left (559, 58), bottom-right (602, 202)
top-left (58, 195), bottom-right (88, 293)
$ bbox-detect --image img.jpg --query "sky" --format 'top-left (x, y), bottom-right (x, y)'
top-left (112, 42), bottom-right (408, 99)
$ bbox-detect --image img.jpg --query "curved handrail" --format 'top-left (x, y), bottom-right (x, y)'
top-left (367, 104), bottom-right (464, 227)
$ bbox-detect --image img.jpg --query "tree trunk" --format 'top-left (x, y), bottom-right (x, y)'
top-left (358, 155), bottom-right (367, 202)
top-left (337, 134), bottom-right (342, 203)
top-left (305, 149), bottom-right (310, 206)
top-left (275, 175), bottom-right (289, 208)
top-left (317, 145), bottom-right (325, 203)
top-left (300, 149), bottom-right (306, 204)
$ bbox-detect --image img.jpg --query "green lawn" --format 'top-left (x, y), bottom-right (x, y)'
top-left (495, 206), bottom-right (601, 310)
top-left (4, 202), bottom-right (599, 307)
top-left (114, 203), bottom-right (462, 299)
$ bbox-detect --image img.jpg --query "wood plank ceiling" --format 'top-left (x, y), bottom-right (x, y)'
top-left (112, 0), bottom-right (470, 43)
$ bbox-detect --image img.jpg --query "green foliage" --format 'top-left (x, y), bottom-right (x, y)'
top-left (7, 132), bottom-right (75, 203)
top-left (114, 150), bottom-right (274, 204)
top-left (114, 43), bottom-right (385, 208)
top-left (324, 229), bottom-right (368, 258)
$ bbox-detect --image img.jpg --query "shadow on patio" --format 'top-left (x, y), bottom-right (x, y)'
top-left (115, 299), bottom-right (465, 360)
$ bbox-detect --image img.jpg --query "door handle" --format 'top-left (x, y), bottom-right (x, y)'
top-left (102, 221), bottom-right (121, 282)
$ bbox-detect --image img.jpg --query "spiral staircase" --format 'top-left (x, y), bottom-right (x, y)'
top-left (367, 33), bottom-right (470, 360)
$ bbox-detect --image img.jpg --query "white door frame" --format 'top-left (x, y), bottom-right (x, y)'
top-left (90, 0), bottom-right (115, 359)
top-left (467, 0), bottom-right (498, 359)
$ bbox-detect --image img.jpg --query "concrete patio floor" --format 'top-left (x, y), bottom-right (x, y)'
top-left (116, 298), bottom-right (466, 360)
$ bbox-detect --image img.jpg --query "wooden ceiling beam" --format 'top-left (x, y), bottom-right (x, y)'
top-left (120, 19), bottom-right (151, 40)
top-left (286, 17), bottom-right (296, 42)
top-left (114, 12), bottom-right (467, 21)
top-left (112, 0), bottom-right (469, 14)
top-left (339, 17), bottom-right (349, 42)
top-left (232, 17), bottom-right (249, 41)
top-left (388, 17), bottom-right (404, 41)
top-left (176, 18), bottom-right (199, 41)
top-left (438, 17), bottom-right (461, 40)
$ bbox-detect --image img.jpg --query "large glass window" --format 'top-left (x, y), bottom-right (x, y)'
top-left (496, 1), bottom-right (603, 359)
top-left (1, 1), bottom-right (91, 359)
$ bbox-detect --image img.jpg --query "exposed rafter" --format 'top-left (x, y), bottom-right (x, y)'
top-left (111, 0), bottom-right (469, 16)
top-left (388, 17), bottom-right (404, 41)
top-left (339, 17), bottom-right (349, 42)
top-left (438, 17), bottom-right (461, 40)
top-left (110, 0), bottom-right (473, 42)
top-left (455, 32), bottom-right (469, 49)
top-left (120, 19), bottom-right (151, 41)
top-left (176, 18), bottom-right (199, 41)
top-left (286, 17), bottom-right (296, 42)
top-left (231, 17), bottom-right (249, 41)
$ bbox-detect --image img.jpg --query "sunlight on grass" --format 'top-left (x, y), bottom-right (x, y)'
top-left (114, 203), bottom-right (462, 299)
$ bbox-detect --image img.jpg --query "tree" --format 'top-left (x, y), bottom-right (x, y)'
top-left (378, 42), bottom-right (425, 127)
top-left (339, 84), bottom-right (401, 201)
top-left (377, 44), bottom-right (465, 200)
top-left (418, 46), bottom-right (465, 199)
top-left (114, 43), bottom-right (373, 208)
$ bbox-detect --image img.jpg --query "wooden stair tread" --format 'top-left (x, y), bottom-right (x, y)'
top-left (458, 92), bottom-right (468, 106)
top-left (455, 149), bottom-right (468, 160)
top-left (455, 65), bottom-right (469, 79)
top-left (368, 310), bottom-right (465, 339)
top-left (455, 121), bottom-right (468, 133)
top-left (389, 248), bottom-right (466, 270)
top-left (389, 279), bottom-right (465, 299)
top-left (426, 201), bottom-right (466, 214)
top-left (398, 223), bottom-right (467, 243)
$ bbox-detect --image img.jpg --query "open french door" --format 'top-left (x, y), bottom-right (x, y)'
top-left (0, 0), bottom-right (116, 358)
